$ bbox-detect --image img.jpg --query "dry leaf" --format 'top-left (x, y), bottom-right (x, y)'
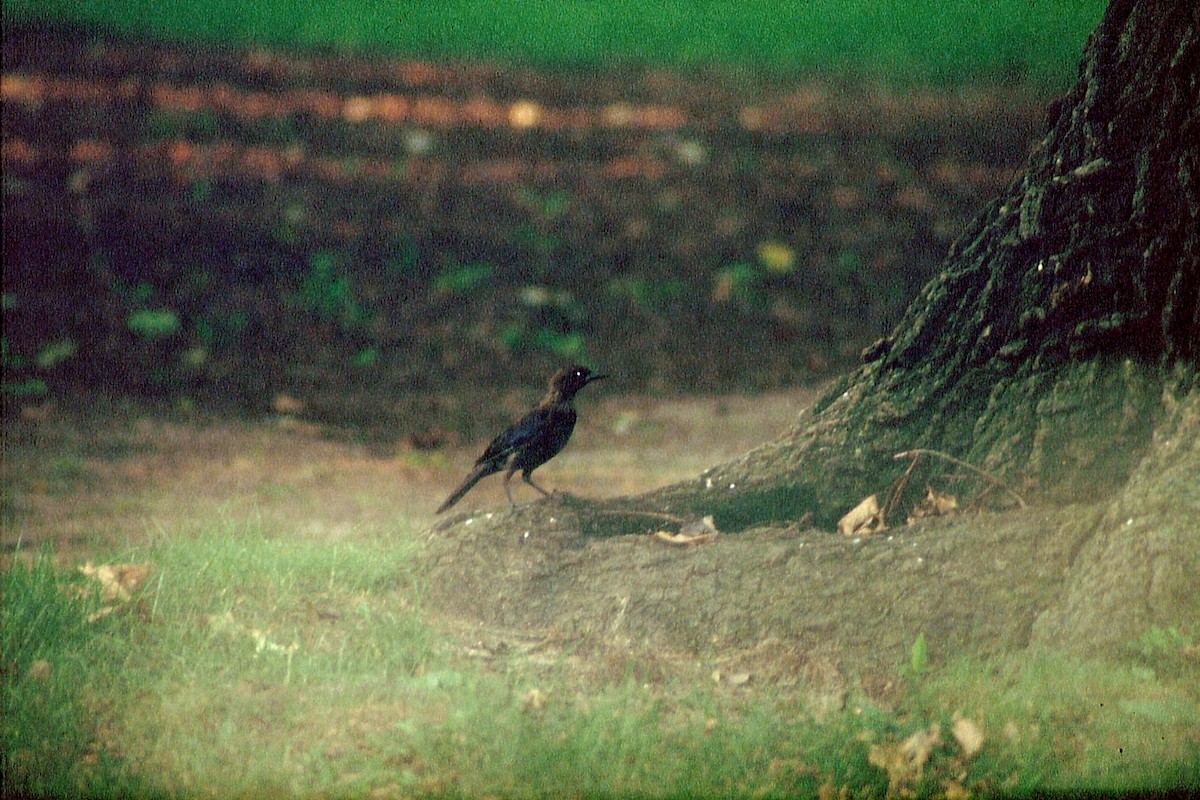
top-left (251, 628), bottom-right (299, 655)
top-left (654, 530), bottom-right (719, 546)
top-left (20, 403), bottom-right (55, 422)
top-left (727, 671), bottom-right (751, 687)
top-left (207, 611), bottom-right (298, 657)
top-left (277, 416), bottom-right (323, 436)
top-left (78, 561), bottom-right (152, 622)
top-left (654, 515), bottom-right (719, 546)
top-left (818, 781), bottom-right (851, 800)
top-left (680, 515), bottom-right (719, 537)
top-left (272, 393), bottom-right (306, 414)
top-left (205, 610), bottom-right (241, 636)
top-left (942, 780), bottom-right (971, 800)
top-left (78, 561), bottom-right (152, 602)
top-left (868, 723), bottom-right (942, 793)
top-left (951, 714), bottom-right (984, 759)
top-left (523, 688), bottom-right (547, 710)
top-left (711, 670), bottom-right (751, 687)
top-left (838, 494), bottom-right (885, 536)
top-left (908, 485), bottom-right (959, 524)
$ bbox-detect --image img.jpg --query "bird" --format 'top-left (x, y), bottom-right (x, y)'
top-left (436, 364), bottom-right (608, 514)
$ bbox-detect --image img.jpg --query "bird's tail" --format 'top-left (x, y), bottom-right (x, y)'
top-left (435, 462), bottom-right (495, 514)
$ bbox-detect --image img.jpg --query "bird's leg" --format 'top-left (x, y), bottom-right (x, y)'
top-left (501, 466), bottom-right (518, 512)
top-left (522, 471), bottom-right (552, 497)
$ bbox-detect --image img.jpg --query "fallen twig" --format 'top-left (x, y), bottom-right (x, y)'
top-left (893, 449), bottom-right (1027, 509)
top-left (588, 508), bottom-right (690, 524)
top-left (883, 451), bottom-right (922, 523)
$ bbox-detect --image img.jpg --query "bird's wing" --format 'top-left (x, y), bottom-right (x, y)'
top-left (477, 406), bottom-right (554, 464)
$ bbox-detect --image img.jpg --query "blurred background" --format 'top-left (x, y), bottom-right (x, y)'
top-left (2, 0), bottom-right (1106, 441)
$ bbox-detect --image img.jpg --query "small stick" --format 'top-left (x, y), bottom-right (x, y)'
top-left (588, 508), bottom-right (689, 524)
top-left (883, 451), bottom-right (921, 522)
top-left (893, 449), bottom-right (1027, 509)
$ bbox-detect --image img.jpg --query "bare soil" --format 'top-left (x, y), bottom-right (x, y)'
top-left (0, 388), bottom-right (816, 558)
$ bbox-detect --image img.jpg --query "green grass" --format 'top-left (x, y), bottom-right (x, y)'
top-left (5, 521), bottom-right (1198, 797)
top-left (4, 0), bottom-right (1107, 88)
top-left (908, 653), bottom-right (1200, 794)
top-left (1, 548), bottom-right (151, 798)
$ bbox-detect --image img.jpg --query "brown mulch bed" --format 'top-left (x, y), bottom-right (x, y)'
top-left (3, 24), bottom-right (1048, 440)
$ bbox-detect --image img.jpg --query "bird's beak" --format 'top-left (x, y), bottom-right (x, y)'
top-left (587, 373), bottom-right (609, 384)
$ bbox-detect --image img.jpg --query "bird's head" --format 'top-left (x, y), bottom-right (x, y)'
top-left (550, 364), bottom-right (608, 398)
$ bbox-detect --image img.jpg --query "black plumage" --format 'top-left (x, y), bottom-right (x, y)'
top-left (436, 365), bottom-right (607, 513)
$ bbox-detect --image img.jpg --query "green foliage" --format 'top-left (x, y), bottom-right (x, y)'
top-left (137, 523), bottom-right (434, 686)
top-left (126, 307), bottom-right (181, 339)
top-left (2, 295), bottom-right (74, 397)
top-left (835, 249), bottom-right (864, 280)
top-left (407, 679), bottom-right (883, 798)
top-left (609, 275), bottom-right (686, 312)
top-left (833, 249), bottom-right (882, 299)
top-left (906, 631), bottom-right (929, 678)
top-left (497, 322), bottom-right (525, 351)
top-left (499, 322), bottom-right (587, 360)
top-left (432, 261), bottom-right (495, 295)
top-left (498, 285), bottom-right (588, 359)
top-left (530, 327), bottom-right (585, 360)
top-left (0, 376), bottom-right (48, 397)
top-left (756, 240), bottom-right (797, 274)
top-left (714, 260), bottom-right (764, 306)
top-left (148, 108), bottom-right (221, 142)
top-left (1, 549), bottom-right (91, 677)
top-left (187, 177), bottom-right (213, 202)
top-left (35, 338), bottom-right (78, 369)
top-left (114, 277), bottom-right (182, 340)
top-left (351, 346), bottom-right (380, 368)
top-left (114, 279), bottom-right (155, 306)
top-left (2, 335), bottom-right (49, 397)
top-left (297, 250), bottom-right (366, 328)
top-left (194, 308), bottom-right (249, 349)
top-left (516, 187), bottom-right (571, 219)
top-left (44, 455), bottom-right (93, 495)
top-left (386, 234), bottom-right (420, 275)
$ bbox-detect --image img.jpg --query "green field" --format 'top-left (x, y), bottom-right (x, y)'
top-left (6, 524), bottom-right (1198, 798)
top-left (5, 0), bottom-right (1106, 87)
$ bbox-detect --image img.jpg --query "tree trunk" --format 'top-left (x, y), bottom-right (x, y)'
top-left (590, 0), bottom-right (1198, 533)
top-left (426, 0), bottom-right (1199, 666)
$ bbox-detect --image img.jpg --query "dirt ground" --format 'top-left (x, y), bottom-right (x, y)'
top-left (0, 387), bottom-right (816, 559)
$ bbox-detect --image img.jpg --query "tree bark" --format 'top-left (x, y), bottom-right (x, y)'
top-left (582, 0), bottom-right (1199, 534)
